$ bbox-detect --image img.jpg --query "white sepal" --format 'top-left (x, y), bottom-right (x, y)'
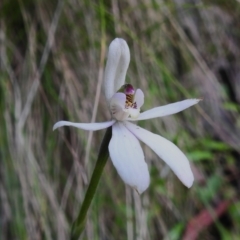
top-left (104, 38), bottom-right (130, 101)
top-left (129, 99), bottom-right (200, 121)
top-left (53, 120), bottom-right (116, 131)
top-left (125, 122), bottom-right (194, 188)
top-left (109, 122), bottom-right (150, 194)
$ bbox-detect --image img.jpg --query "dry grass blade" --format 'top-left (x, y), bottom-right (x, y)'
top-left (18, 0), bottom-right (65, 130)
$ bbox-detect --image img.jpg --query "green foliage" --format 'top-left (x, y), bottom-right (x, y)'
top-left (196, 175), bottom-right (222, 204)
top-left (187, 150), bottom-right (213, 162)
top-left (167, 223), bottom-right (185, 240)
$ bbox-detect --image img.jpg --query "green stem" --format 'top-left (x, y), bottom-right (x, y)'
top-left (70, 127), bottom-right (112, 240)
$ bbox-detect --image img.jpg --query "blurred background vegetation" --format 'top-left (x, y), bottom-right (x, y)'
top-left (1, 0), bottom-right (240, 239)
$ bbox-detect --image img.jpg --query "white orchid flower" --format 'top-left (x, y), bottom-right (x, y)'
top-left (53, 38), bottom-right (201, 194)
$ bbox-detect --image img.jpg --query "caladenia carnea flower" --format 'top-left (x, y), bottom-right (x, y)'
top-left (53, 38), bottom-right (201, 194)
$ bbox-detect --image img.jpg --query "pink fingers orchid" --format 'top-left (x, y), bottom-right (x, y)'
top-left (53, 38), bottom-right (201, 194)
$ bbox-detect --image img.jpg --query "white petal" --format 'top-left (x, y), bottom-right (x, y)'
top-left (110, 93), bottom-right (129, 121)
top-left (128, 108), bottom-right (140, 119)
top-left (53, 120), bottom-right (116, 131)
top-left (110, 92), bottom-right (126, 110)
top-left (109, 122), bottom-right (150, 194)
top-left (104, 38), bottom-right (130, 101)
top-left (130, 99), bottom-right (201, 121)
top-left (134, 89), bottom-right (144, 108)
top-left (125, 122), bottom-right (194, 188)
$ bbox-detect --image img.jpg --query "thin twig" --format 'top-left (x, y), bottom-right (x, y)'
top-left (84, 24), bottom-right (107, 167)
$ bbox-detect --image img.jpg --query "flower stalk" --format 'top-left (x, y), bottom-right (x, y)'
top-left (70, 127), bottom-right (112, 240)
